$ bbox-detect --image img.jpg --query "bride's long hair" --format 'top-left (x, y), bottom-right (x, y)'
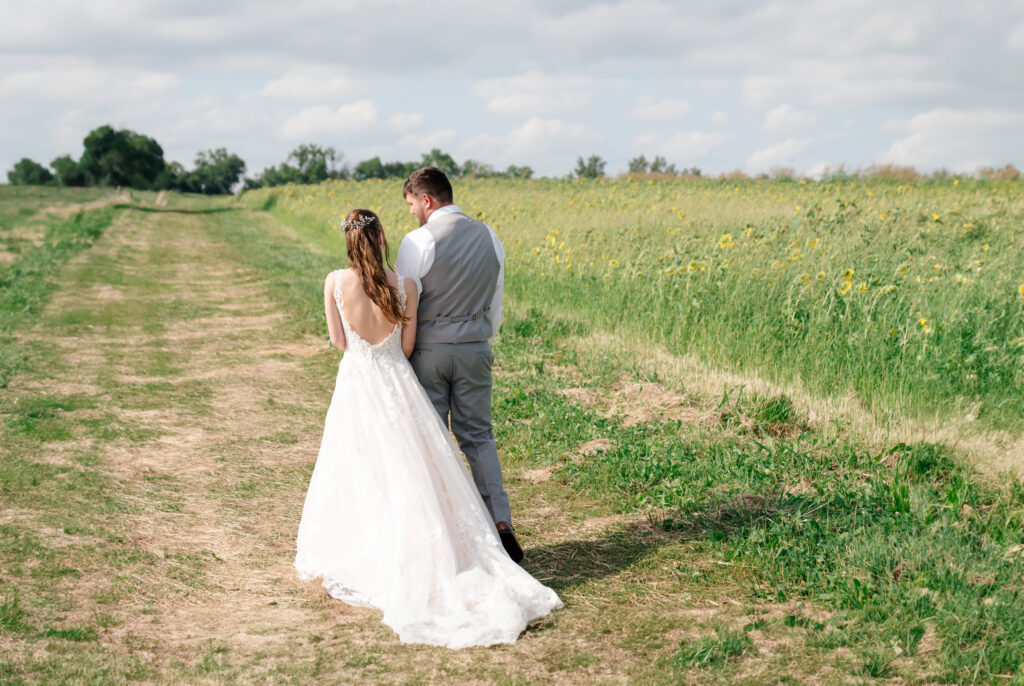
top-left (343, 209), bottom-right (407, 326)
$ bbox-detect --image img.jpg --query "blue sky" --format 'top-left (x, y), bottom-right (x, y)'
top-left (2, 0), bottom-right (1023, 178)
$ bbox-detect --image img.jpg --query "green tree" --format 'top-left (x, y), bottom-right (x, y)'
top-left (240, 174), bottom-right (266, 191)
top-left (462, 159), bottom-right (496, 178)
top-left (7, 158), bottom-right (54, 185)
top-left (78, 125), bottom-right (167, 189)
top-left (261, 164), bottom-right (302, 187)
top-left (573, 155), bottom-right (606, 179)
top-left (504, 165), bottom-right (533, 179)
top-left (384, 160), bottom-right (417, 178)
top-left (176, 148), bottom-right (246, 194)
top-left (246, 144), bottom-right (348, 188)
top-left (50, 155), bottom-right (87, 186)
top-left (420, 149), bottom-right (461, 178)
top-left (165, 161), bottom-right (186, 188)
top-left (649, 155), bottom-right (676, 174)
top-left (352, 157), bottom-right (417, 181)
top-left (353, 156), bottom-right (387, 181)
top-left (288, 143), bottom-right (348, 183)
top-left (628, 155), bottom-right (649, 173)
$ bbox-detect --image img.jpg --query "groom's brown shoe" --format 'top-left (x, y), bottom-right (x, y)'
top-left (497, 523), bottom-right (524, 563)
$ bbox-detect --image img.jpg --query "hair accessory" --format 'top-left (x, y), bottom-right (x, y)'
top-left (341, 214), bottom-right (376, 232)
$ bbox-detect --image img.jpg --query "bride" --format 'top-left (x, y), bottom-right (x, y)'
top-left (294, 209), bottom-right (562, 649)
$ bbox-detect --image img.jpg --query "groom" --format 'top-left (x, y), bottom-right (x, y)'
top-left (396, 167), bottom-right (523, 563)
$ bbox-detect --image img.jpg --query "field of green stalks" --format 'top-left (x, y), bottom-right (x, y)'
top-left (242, 176), bottom-right (1024, 434)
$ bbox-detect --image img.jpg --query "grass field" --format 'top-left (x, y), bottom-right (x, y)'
top-left (2, 182), bottom-right (1023, 684)
top-left (242, 177), bottom-right (1024, 435)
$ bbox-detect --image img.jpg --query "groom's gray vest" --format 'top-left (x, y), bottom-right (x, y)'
top-left (416, 211), bottom-right (500, 345)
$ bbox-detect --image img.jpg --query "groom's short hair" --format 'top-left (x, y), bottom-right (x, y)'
top-left (403, 167), bottom-right (453, 204)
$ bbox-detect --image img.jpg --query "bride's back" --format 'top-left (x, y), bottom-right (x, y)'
top-left (340, 268), bottom-right (402, 343)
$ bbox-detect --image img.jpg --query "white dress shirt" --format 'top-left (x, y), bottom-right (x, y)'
top-left (396, 204), bottom-right (505, 342)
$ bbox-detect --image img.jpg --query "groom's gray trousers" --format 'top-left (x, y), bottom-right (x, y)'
top-left (410, 340), bottom-right (512, 526)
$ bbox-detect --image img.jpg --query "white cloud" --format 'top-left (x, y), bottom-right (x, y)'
top-left (281, 100), bottom-right (379, 140)
top-left (473, 71), bottom-right (591, 115)
top-left (876, 107), bottom-right (1024, 172)
top-left (1009, 24), bottom-right (1024, 51)
top-left (632, 130), bottom-right (731, 160)
top-left (461, 117), bottom-right (602, 170)
top-left (536, 1), bottom-right (696, 63)
top-left (169, 100), bottom-right (262, 140)
top-left (504, 117), bottom-right (600, 152)
top-left (763, 103), bottom-right (818, 132)
top-left (259, 66), bottom-right (356, 100)
top-left (745, 137), bottom-right (814, 172)
top-left (709, 111), bottom-right (730, 126)
top-left (389, 113), bottom-right (425, 133)
top-left (0, 58), bottom-right (178, 104)
top-left (740, 56), bottom-right (955, 109)
top-left (628, 97), bottom-right (691, 120)
top-left (399, 129), bottom-right (457, 152)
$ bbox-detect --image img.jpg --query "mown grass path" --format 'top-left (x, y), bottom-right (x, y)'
top-left (3, 200), bottom-right (1017, 684)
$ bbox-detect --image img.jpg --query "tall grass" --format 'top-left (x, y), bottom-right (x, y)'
top-left (240, 176), bottom-right (1024, 432)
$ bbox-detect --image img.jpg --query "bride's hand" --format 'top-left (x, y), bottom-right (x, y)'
top-left (401, 278), bottom-right (418, 358)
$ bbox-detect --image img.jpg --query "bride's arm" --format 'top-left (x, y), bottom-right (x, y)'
top-left (401, 278), bottom-right (418, 358)
top-left (324, 273), bottom-right (346, 351)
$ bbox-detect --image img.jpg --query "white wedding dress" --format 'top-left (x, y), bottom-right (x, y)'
top-left (294, 269), bottom-right (562, 648)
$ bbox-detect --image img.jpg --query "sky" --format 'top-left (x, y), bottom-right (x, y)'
top-left (2, 0), bottom-right (1023, 179)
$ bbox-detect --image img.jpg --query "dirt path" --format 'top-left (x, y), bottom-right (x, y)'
top-left (4, 206), bottom-right (850, 684)
top-left (15, 208), bottom-right (354, 657)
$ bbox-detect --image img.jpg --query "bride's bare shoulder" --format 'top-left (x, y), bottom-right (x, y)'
top-left (325, 269), bottom-right (359, 293)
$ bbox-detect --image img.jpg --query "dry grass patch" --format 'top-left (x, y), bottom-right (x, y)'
top-left (572, 331), bottom-right (1024, 481)
top-left (607, 378), bottom-right (719, 428)
top-left (577, 438), bottom-right (612, 455)
top-left (558, 377), bottom-right (720, 430)
top-left (37, 192), bottom-right (133, 219)
top-left (522, 467), bottom-right (555, 483)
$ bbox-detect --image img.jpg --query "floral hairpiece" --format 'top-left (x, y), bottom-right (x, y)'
top-left (341, 214), bottom-right (375, 232)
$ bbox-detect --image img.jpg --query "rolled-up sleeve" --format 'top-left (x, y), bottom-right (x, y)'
top-left (396, 228), bottom-right (435, 295)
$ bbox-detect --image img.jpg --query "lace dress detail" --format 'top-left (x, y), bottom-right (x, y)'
top-left (295, 269), bottom-right (561, 648)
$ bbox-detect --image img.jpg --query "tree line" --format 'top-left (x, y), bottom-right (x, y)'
top-left (568, 154), bottom-right (702, 179)
top-left (6, 125), bottom-right (534, 194)
top-left (7, 126), bottom-right (246, 194)
top-left (243, 146), bottom-right (533, 188)
top-left (15, 124), bottom-right (1013, 188)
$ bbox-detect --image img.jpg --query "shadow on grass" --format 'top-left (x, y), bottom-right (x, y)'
top-left (521, 493), bottom-right (783, 594)
top-left (522, 520), bottom-right (664, 593)
top-left (661, 492), bottom-right (786, 542)
top-left (112, 204), bottom-right (238, 215)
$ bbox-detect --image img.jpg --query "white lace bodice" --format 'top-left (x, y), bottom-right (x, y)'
top-left (332, 269), bottom-right (407, 362)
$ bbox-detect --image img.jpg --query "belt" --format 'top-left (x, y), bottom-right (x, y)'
top-left (420, 306), bottom-right (490, 324)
